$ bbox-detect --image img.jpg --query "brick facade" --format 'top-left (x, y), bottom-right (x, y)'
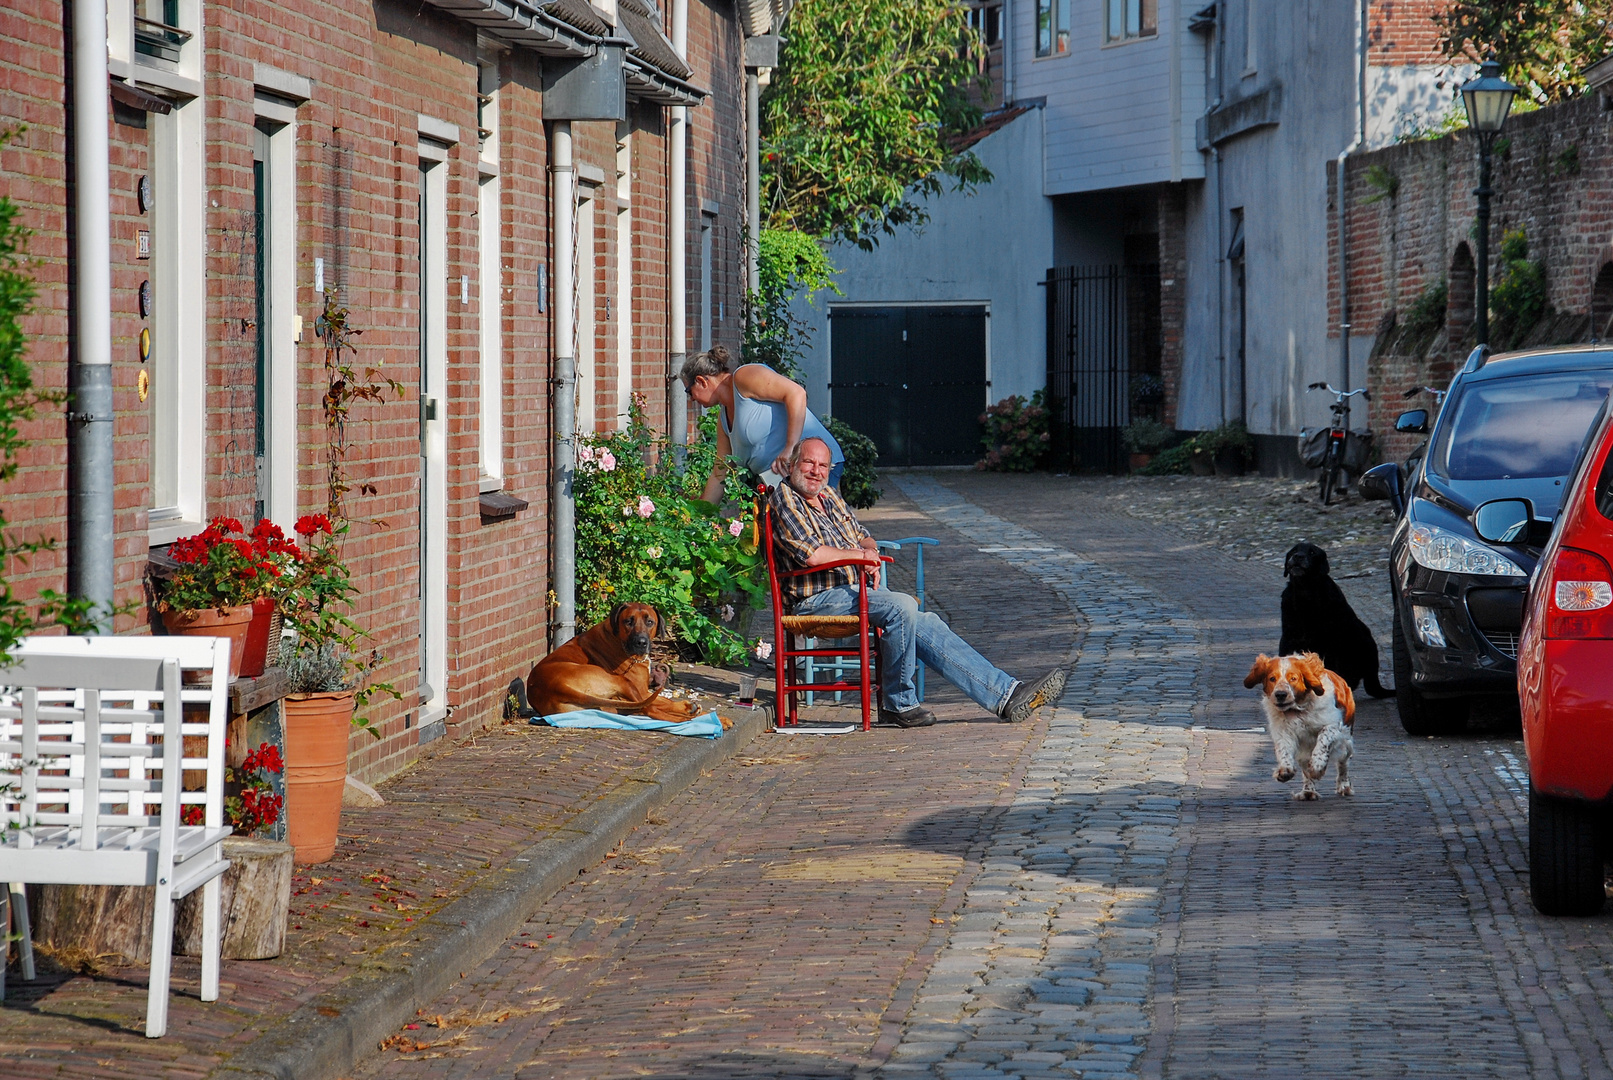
top-left (1332, 95), bottom-right (1613, 465)
top-left (1156, 184), bottom-right (1188, 428)
top-left (1368, 0), bottom-right (1448, 66)
top-left (0, 0), bottom-right (745, 783)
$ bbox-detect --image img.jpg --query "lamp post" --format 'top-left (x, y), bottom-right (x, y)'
top-left (1461, 59), bottom-right (1518, 348)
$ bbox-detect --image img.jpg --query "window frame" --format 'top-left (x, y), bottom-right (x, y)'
top-left (1104, 0), bottom-right (1158, 45)
top-left (1034, 0), bottom-right (1070, 58)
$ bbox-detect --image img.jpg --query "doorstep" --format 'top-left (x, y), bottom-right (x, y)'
top-left (1, 662), bottom-right (878, 1080)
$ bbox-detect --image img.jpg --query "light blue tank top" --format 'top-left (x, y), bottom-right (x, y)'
top-left (720, 366), bottom-right (844, 477)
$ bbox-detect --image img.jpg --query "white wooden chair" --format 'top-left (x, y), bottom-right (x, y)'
top-left (0, 635), bottom-right (232, 1037)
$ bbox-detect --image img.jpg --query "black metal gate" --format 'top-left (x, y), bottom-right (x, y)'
top-left (828, 305), bottom-right (988, 467)
top-left (1045, 264), bottom-right (1158, 472)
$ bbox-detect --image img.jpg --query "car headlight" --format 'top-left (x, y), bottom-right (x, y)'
top-left (1406, 522), bottom-right (1526, 578)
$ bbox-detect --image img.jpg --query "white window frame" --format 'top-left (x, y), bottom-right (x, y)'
top-left (477, 56), bottom-right (504, 492)
top-left (146, 92), bottom-right (207, 545)
top-left (252, 66), bottom-right (308, 533)
top-left (614, 122), bottom-right (633, 428)
top-left (1034, 0), bottom-right (1069, 57)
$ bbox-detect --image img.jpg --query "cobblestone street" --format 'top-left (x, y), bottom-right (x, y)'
top-left (346, 472), bottom-right (1613, 1079)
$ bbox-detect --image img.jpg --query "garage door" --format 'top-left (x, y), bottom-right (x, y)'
top-left (827, 305), bottom-right (988, 467)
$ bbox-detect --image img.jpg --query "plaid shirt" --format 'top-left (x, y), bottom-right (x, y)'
top-left (768, 481), bottom-right (873, 609)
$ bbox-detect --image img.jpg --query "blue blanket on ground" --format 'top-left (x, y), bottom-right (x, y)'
top-left (532, 708), bottom-right (727, 739)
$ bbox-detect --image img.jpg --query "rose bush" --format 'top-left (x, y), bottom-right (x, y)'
top-left (574, 394), bottom-right (766, 665)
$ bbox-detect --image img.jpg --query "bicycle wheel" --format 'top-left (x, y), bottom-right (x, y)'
top-left (1319, 447), bottom-right (1339, 505)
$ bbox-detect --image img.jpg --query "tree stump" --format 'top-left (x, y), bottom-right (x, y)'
top-left (176, 838), bottom-right (293, 959)
top-left (29, 883), bottom-right (155, 963)
top-left (29, 838), bottom-right (293, 963)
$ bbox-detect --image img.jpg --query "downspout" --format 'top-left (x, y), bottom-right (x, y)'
top-left (1001, 0), bottom-right (1013, 105)
top-left (746, 70), bottom-right (760, 296)
top-left (1212, 1), bottom-right (1226, 422)
top-left (667, 0), bottom-right (689, 447)
top-left (70, 0), bottom-right (114, 631)
top-left (1335, 0), bottom-right (1367, 406)
top-left (551, 121), bottom-right (577, 645)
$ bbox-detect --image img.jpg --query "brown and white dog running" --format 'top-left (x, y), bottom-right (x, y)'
top-left (1244, 652), bottom-right (1355, 800)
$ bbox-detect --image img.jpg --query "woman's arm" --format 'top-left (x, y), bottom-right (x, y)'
top-left (700, 420), bottom-right (733, 504)
top-left (734, 364), bottom-right (809, 476)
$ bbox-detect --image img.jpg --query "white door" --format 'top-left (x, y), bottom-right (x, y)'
top-left (418, 161), bottom-right (448, 725)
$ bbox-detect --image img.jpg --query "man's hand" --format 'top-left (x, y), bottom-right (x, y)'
top-left (770, 446), bottom-right (795, 478)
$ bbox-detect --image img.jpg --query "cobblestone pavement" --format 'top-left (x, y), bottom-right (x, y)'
top-left (15, 473), bottom-right (1613, 1079)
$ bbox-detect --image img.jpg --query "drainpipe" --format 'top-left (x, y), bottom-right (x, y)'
top-left (551, 121), bottom-right (577, 645)
top-left (746, 70), bottom-right (760, 296)
top-left (70, 0), bottom-right (114, 632)
top-left (1212, 2), bottom-right (1226, 423)
top-left (1334, 0), bottom-right (1367, 418)
top-left (1001, 0), bottom-right (1013, 105)
top-left (667, 0), bottom-right (689, 446)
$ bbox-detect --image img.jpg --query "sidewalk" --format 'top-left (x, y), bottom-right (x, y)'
top-left (0, 658), bottom-right (871, 1080)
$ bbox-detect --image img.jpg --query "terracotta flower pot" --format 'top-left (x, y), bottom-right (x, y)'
top-left (282, 690), bottom-right (355, 865)
top-left (238, 597), bottom-right (277, 679)
top-left (163, 604), bottom-right (256, 678)
top-left (1129, 452), bottom-right (1154, 472)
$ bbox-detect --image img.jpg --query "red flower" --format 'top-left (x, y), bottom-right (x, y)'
top-left (295, 514), bottom-right (334, 537)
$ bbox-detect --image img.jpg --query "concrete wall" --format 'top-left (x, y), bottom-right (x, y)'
top-left (791, 106), bottom-right (1052, 414)
top-left (1177, 0), bottom-right (1377, 436)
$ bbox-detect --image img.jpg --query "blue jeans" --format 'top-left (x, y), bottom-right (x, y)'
top-left (794, 581), bottom-right (1017, 715)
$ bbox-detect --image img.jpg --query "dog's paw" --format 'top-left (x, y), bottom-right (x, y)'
top-left (1303, 763), bottom-right (1328, 781)
top-left (1293, 787), bottom-right (1320, 801)
top-left (719, 715), bottom-right (734, 731)
top-left (1274, 766), bottom-right (1295, 783)
top-left (1337, 781), bottom-right (1354, 797)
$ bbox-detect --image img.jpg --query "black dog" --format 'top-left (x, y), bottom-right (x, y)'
top-left (1278, 542), bottom-right (1393, 698)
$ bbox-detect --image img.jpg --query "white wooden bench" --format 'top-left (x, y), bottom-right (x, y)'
top-left (0, 635), bottom-right (232, 1037)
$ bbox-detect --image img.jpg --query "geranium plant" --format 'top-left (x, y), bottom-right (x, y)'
top-left (157, 517), bottom-right (301, 614)
top-left (573, 394), bottom-right (766, 665)
top-left (181, 741), bottom-right (284, 836)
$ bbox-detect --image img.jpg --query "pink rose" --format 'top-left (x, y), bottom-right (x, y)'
top-left (599, 450), bottom-right (617, 472)
top-left (636, 496), bottom-right (655, 518)
top-left (577, 444), bottom-right (596, 464)
top-left (728, 519), bottom-right (744, 537)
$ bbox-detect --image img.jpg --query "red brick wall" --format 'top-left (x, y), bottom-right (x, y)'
top-left (0, 0), bottom-right (746, 784)
top-left (1331, 95), bottom-right (1613, 466)
top-left (1368, 0), bottom-right (1448, 66)
top-left (1157, 185), bottom-right (1187, 428)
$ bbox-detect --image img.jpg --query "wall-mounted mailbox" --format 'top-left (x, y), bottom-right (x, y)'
top-left (542, 43), bottom-right (628, 122)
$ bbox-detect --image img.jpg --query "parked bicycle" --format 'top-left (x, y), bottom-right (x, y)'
top-left (1305, 382), bottom-right (1371, 506)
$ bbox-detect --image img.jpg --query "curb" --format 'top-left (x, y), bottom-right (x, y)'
top-left (211, 703), bottom-right (772, 1080)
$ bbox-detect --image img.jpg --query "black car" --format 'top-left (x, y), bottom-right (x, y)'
top-left (1364, 345), bottom-right (1613, 735)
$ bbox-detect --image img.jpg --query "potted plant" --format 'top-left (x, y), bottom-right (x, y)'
top-left (176, 743), bottom-right (295, 959)
top-left (1203, 420), bottom-right (1255, 477)
top-left (1121, 417), bottom-right (1172, 472)
top-left (275, 292), bottom-right (401, 865)
top-left (157, 517), bottom-right (299, 678)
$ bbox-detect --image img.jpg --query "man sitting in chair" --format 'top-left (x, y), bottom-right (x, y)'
top-left (769, 437), bottom-right (1069, 728)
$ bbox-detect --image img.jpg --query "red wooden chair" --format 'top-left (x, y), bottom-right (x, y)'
top-left (761, 494), bottom-right (889, 731)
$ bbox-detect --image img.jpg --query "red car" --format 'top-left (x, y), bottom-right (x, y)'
top-left (1517, 396), bottom-right (1613, 915)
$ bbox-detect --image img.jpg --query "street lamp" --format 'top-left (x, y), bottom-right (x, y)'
top-left (1461, 58), bottom-right (1518, 348)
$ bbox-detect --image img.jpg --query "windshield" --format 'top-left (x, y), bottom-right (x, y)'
top-left (1430, 371), bottom-right (1613, 481)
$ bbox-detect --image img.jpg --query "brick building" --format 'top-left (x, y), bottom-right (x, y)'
top-left (1332, 92), bottom-right (1613, 466)
top-left (0, 0), bottom-right (751, 781)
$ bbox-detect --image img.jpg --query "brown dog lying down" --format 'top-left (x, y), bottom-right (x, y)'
top-left (521, 602), bottom-right (731, 729)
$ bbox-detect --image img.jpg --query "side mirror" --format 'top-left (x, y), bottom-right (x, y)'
top-left (1360, 461), bottom-right (1404, 515)
top-left (1395, 409), bottom-right (1429, 434)
top-left (1473, 498), bottom-right (1534, 544)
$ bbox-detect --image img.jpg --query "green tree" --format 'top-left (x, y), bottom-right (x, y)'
top-left (742, 227), bottom-right (840, 380)
top-left (1436, 1), bottom-right (1613, 103)
top-left (761, 0), bottom-right (990, 251)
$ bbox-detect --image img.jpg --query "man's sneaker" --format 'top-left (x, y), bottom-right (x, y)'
top-left (1000, 666), bottom-right (1070, 723)
top-left (880, 704), bottom-right (938, 728)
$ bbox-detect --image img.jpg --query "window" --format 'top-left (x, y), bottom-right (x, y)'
top-left (1035, 0), bottom-right (1069, 57)
top-left (969, 3), bottom-right (1001, 48)
top-left (477, 59), bottom-right (504, 491)
top-left (1106, 0), bottom-right (1157, 42)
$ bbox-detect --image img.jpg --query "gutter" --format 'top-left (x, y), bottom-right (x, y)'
top-left (421, 0), bottom-right (599, 57)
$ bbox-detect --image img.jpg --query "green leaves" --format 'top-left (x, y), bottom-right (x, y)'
top-left (1436, 1), bottom-right (1613, 104)
top-left (573, 396), bottom-right (767, 666)
top-left (762, 0), bottom-right (991, 250)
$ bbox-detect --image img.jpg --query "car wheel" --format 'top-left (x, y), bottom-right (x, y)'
top-left (1392, 607), bottom-right (1469, 736)
top-left (1529, 782), bottom-right (1606, 917)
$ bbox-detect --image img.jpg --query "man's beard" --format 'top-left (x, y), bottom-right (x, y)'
top-left (791, 469), bottom-right (827, 497)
